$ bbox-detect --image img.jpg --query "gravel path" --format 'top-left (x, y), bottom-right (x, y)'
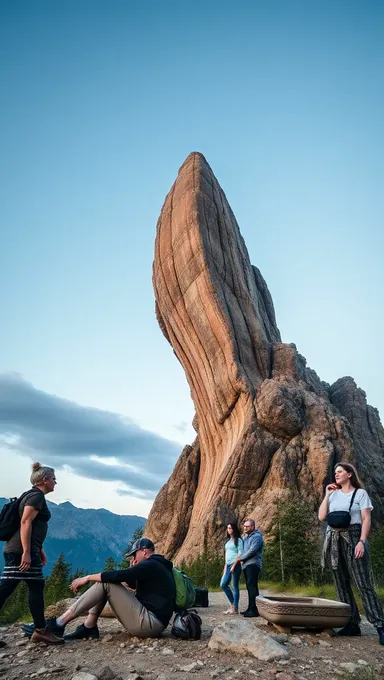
top-left (0, 590), bottom-right (383, 680)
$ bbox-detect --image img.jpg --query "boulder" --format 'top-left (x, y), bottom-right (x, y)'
top-left (208, 619), bottom-right (289, 661)
top-left (146, 152), bottom-right (384, 561)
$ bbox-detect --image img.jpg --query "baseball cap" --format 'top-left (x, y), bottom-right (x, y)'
top-left (126, 537), bottom-right (155, 557)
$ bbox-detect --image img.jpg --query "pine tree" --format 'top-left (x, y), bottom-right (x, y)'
top-left (45, 553), bottom-right (72, 606)
top-left (119, 525), bottom-right (144, 568)
top-left (0, 581), bottom-right (30, 625)
top-left (262, 493), bottom-right (322, 585)
top-left (104, 556), bottom-right (118, 571)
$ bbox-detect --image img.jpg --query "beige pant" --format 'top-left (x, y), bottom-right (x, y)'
top-left (69, 582), bottom-right (165, 638)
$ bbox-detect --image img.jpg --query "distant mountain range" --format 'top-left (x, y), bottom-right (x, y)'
top-left (0, 497), bottom-right (146, 575)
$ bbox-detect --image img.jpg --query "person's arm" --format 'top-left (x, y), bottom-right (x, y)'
top-left (355, 509), bottom-right (371, 559)
top-left (19, 505), bottom-right (39, 572)
top-left (318, 484), bottom-right (338, 521)
top-left (230, 539), bottom-right (244, 572)
top-left (240, 532), bottom-right (263, 562)
top-left (71, 562), bottom-right (144, 593)
top-left (70, 573), bottom-right (102, 592)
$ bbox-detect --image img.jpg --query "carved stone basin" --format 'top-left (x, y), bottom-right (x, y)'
top-left (256, 595), bottom-right (351, 632)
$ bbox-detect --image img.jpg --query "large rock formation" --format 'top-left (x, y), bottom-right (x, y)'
top-left (146, 152), bottom-right (384, 563)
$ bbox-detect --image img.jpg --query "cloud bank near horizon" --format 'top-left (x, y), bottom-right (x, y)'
top-left (0, 373), bottom-right (181, 500)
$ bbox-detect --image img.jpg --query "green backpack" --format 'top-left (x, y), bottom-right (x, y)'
top-left (172, 567), bottom-right (196, 611)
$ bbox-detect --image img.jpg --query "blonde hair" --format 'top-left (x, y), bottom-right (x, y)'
top-left (30, 462), bottom-right (55, 486)
top-left (333, 461), bottom-right (364, 489)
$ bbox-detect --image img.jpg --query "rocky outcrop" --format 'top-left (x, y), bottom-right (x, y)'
top-left (208, 619), bottom-right (289, 661)
top-left (146, 152), bottom-right (384, 562)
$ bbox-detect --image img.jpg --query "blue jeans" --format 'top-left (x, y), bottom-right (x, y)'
top-left (220, 563), bottom-right (241, 608)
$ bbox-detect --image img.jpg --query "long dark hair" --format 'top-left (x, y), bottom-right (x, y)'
top-left (333, 461), bottom-right (364, 489)
top-left (226, 522), bottom-right (241, 547)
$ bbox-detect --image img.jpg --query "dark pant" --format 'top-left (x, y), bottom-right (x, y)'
top-left (244, 564), bottom-right (260, 612)
top-left (0, 552), bottom-right (45, 629)
top-left (331, 537), bottom-right (384, 629)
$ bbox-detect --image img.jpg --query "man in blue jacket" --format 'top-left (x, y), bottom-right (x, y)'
top-left (231, 518), bottom-right (263, 617)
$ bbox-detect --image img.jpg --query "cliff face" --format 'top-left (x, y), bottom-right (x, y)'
top-left (146, 152), bottom-right (384, 562)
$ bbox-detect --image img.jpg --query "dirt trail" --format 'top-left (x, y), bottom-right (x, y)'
top-left (0, 591), bottom-right (383, 680)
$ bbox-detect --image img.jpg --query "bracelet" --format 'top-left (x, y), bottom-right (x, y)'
top-left (358, 539), bottom-right (366, 545)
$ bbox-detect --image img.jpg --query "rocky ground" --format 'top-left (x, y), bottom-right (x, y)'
top-left (1, 592), bottom-right (383, 680)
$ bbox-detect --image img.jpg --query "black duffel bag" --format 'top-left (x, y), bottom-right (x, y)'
top-left (327, 488), bottom-right (357, 529)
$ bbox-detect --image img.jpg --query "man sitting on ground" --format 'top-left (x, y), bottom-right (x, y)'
top-left (24, 538), bottom-right (175, 641)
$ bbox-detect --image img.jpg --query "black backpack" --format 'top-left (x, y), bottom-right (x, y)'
top-left (171, 609), bottom-right (202, 640)
top-left (0, 489), bottom-right (42, 541)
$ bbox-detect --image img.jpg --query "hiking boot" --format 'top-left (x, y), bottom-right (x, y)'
top-left (64, 623), bottom-right (99, 641)
top-left (31, 627), bottom-right (64, 645)
top-left (243, 608), bottom-right (259, 618)
top-left (23, 617), bottom-right (65, 639)
top-left (337, 622), bottom-right (361, 636)
top-left (378, 627), bottom-right (384, 645)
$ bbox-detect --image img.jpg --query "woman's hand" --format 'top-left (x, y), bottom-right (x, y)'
top-left (326, 483), bottom-right (339, 495)
top-left (19, 551), bottom-right (31, 572)
top-left (40, 549), bottom-right (48, 566)
top-left (70, 576), bottom-right (89, 593)
top-left (355, 541), bottom-right (365, 559)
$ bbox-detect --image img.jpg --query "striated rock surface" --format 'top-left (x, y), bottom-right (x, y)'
top-left (146, 152), bottom-right (384, 562)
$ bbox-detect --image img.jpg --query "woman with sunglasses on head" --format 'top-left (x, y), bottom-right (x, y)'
top-left (319, 461), bottom-right (384, 644)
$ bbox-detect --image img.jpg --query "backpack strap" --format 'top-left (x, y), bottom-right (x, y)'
top-left (348, 489), bottom-right (358, 513)
top-left (17, 488), bottom-right (45, 516)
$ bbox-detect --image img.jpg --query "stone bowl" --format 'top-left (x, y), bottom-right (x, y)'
top-left (256, 595), bottom-right (351, 631)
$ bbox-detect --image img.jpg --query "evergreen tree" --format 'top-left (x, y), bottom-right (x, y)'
top-left (0, 582), bottom-right (30, 625)
top-left (262, 493), bottom-right (322, 585)
top-left (45, 553), bottom-right (72, 606)
top-left (104, 556), bottom-right (118, 571)
top-left (119, 525), bottom-right (144, 568)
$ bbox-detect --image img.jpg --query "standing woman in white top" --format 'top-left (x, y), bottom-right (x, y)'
top-left (318, 462), bottom-right (384, 645)
top-left (220, 523), bottom-right (243, 614)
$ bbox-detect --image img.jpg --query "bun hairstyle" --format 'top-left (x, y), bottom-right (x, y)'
top-left (30, 462), bottom-right (55, 486)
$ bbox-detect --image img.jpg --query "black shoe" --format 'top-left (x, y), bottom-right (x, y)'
top-left (240, 609), bottom-right (250, 616)
top-left (64, 623), bottom-right (99, 641)
top-left (23, 617), bottom-right (64, 639)
top-left (243, 609), bottom-right (259, 618)
top-left (378, 628), bottom-right (384, 645)
top-left (337, 622), bottom-right (361, 637)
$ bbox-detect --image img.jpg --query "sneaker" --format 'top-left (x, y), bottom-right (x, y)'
top-left (31, 627), bottom-right (64, 645)
top-left (337, 622), bottom-right (361, 636)
top-left (378, 628), bottom-right (384, 645)
top-left (64, 623), bottom-right (99, 641)
top-left (223, 607), bottom-right (233, 614)
top-left (23, 617), bottom-right (65, 639)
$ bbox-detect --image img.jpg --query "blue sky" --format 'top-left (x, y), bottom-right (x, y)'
top-left (0, 0), bottom-right (383, 516)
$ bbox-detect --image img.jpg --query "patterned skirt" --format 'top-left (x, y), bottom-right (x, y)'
top-left (1, 551), bottom-right (44, 581)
